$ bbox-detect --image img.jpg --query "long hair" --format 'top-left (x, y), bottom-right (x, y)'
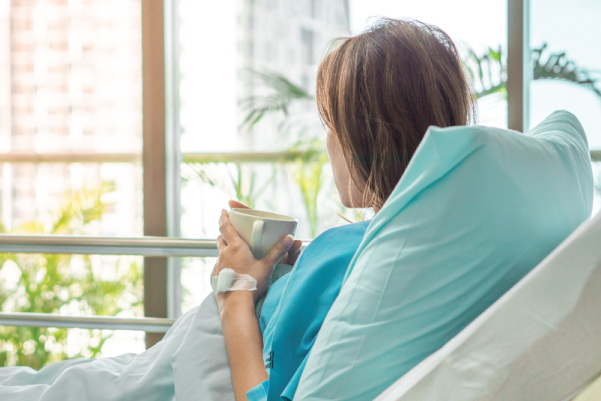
top-left (317, 18), bottom-right (477, 210)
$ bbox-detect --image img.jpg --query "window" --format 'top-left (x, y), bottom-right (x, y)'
top-left (350, 0), bottom-right (508, 128)
top-left (0, 0), bottom-right (147, 363)
top-left (0, 0), bottom-right (598, 368)
top-left (528, 0), bottom-right (601, 212)
top-left (301, 28), bottom-right (315, 65)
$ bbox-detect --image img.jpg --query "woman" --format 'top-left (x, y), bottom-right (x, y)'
top-left (213, 18), bottom-right (475, 401)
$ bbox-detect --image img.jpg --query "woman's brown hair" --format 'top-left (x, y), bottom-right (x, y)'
top-left (317, 18), bottom-right (476, 211)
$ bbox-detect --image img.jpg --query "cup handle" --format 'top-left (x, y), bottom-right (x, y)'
top-left (251, 220), bottom-right (264, 258)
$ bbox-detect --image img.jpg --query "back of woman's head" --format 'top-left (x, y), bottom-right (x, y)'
top-left (317, 18), bottom-right (476, 211)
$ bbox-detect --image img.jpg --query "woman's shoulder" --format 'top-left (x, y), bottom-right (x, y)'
top-left (316, 220), bottom-right (370, 238)
top-left (304, 220), bottom-right (370, 255)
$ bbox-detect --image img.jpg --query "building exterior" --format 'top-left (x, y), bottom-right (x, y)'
top-left (236, 0), bottom-right (350, 148)
top-left (0, 0), bottom-right (142, 234)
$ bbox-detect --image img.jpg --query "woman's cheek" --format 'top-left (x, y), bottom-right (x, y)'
top-left (327, 135), bottom-right (352, 206)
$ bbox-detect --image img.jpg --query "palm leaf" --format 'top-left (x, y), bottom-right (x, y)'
top-left (532, 44), bottom-right (601, 97)
top-left (465, 43), bottom-right (601, 100)
top-left (463, 45), bottom-right (506, 99)
top-left (240, 69), bottom-right (314, 130)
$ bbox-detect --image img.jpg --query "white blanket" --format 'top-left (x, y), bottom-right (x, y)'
top-left (0, 295), bottom-right (234, 401)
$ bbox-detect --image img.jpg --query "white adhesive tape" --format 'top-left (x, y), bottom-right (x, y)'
top-left (211, 268), bottom-right (258, 296)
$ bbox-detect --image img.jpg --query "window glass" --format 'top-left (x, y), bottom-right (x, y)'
top-left (529, 0), bottom-right (601, 212)
top-left (350, 0), bottom-right (507, 128)
top-left (0, 0), bottom-right (142, 233)
top-left (178, 0), bottom-right (350, 244)
top-left (0, 0), bottom-right (144, 366)
top-left (529, 0), bottom-right (601, 148)
top-left (181, 257), bottom-right (216, 313)
top-left (0, 327), bottom-right (144, 368)
top-left (0, 250), bottom-right (145, 367)
top-left (178, 0), bottom-right (508, 309)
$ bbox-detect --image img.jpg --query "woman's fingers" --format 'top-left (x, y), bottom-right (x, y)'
top-left (262, 234), bottom-right (294, 267)
top-left (228, 200), bottom-right (250, 209)
top-left (219, 209), bottom-right (243, 246)
top-left (286, 240), bottom-right (303, 265)
top-left (288, 240), bottom-right (302, 258)
top-left (216, 235), bottom-right (227, 252)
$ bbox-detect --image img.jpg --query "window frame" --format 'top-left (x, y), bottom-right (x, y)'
top-left (0, 0), bottom-right (599, 353)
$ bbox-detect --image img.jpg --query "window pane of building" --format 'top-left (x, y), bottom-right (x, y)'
top-left (181, 256), bottom-right (215, 314)
top-left (350, 0), bottom-right (507, 128)
top-left (0, 251), bottom-right (145, 367)
top-left (178, 0), bottom-right (508, 308)
top-left (0, 0), bottom-right (145, 366)
top-left (529, 0), bottom-right (601, 213)
top-left (0, 327), bottom-right (145, 368)
top-left (178, 0), bottom-right (350, 243)
top-left (0, 0), bottom-right (143, 233)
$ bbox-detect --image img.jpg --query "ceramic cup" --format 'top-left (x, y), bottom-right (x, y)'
top-left (229, 208), bottom-right (298, 259)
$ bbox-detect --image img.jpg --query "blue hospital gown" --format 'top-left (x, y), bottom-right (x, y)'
top-left (247, 221), bottom-right (369, 401)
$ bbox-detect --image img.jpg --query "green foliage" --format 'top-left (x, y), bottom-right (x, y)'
top-left (464, 45), bottom-right (507, 99)
top-left (240, 69), bottom-right (314, 131)
top-left (532, 44), bottom-right (601, 98)
top-left (184, 162), bottom-right (275, 209)
top-left (287, 138), bottom-right (329, 238)
top-left (0, 184), bottom-right (143, 369)
top-left (466, 44), bottom-right (601, 100)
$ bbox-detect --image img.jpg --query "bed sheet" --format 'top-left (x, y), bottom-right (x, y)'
top-left (0, 295), bottom-right (234, 401)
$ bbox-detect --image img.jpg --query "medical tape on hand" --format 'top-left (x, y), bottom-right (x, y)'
top-left (211, 268), bottom-right (257, 296)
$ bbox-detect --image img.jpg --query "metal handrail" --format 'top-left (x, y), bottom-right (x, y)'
top-left (0, 235), bottom-right (310, 256)
top-left (0, 150), bottom-right (597, 163)
top-left (0, 234), bottom-right (219, 257)
top-left (0, 236), bottom-right (206, 331)
top-left (0, 151), bottom-right (319, 164)
top-left (0, 312), bottom-right (175, 332)
top-left (0, 152), bottom-right (141, 163)
top-left (0, 235), bottom-right (311, 331)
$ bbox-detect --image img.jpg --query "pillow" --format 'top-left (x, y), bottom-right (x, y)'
top-left (295, 111), bottom-right (594, 401)
top-left (376, 210), bottom-right (601, 401)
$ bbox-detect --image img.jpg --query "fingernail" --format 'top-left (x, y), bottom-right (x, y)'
top-left (284, 234), bottom-right (294, 246)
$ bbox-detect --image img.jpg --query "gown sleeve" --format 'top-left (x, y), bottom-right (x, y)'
top-left (246, 379), bottom-right (269, 401)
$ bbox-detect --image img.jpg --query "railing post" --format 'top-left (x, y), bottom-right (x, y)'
top-left (507, 0), bottom-right (530, 132)
top-left (142, 0), bottom-right (169, 348)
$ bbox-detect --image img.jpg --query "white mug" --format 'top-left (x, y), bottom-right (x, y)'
top-left (229, 208), bottom-right (298, 259)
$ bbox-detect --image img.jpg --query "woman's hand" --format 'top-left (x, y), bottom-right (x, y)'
top-left (214, 201), bottom-right (302, 400)
top-left (213, 208), bottom-right (295, 308)
top-left (228, 200), bottom-right (303, 266)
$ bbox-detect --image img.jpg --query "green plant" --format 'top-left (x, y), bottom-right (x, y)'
top-left (0, 183), bottom-right (143, 369)
top-left (183, 162), bottom-right (275, 209)
top-left (239, 69), bottom-right (314, 131)
top-left (532, 44), bottom-right (601, 97)
top-left (287, 138), bottom-right (329, 237)
top-left (465, 43), bottom-right (601, 100)
top-left (464, 45), bottom-right (506, 99)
